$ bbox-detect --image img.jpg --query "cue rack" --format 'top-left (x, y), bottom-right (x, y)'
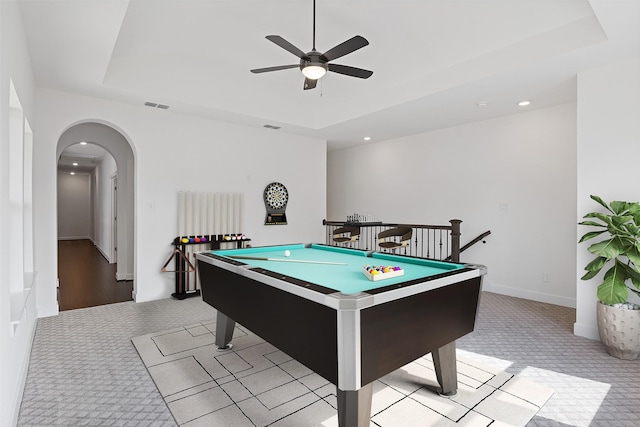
top-left (164, 235), bottom-right (250, 300)
top-left (161, 191), bottom-right (249, 300)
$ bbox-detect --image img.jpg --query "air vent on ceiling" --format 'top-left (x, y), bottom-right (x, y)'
top-left (145, 101), bottom-right (170, 110)
top-left (263, 124), bottom-right (281, 130)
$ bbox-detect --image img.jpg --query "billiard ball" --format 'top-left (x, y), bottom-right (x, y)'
top-left (284, 250), bottom-right (291, 257)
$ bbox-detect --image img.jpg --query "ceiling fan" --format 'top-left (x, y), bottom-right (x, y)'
top-left (250, 0), bottom-right (373, 90)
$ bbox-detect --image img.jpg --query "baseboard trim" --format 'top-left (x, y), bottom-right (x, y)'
top-left (95, 244), bottom-right (112, 263)
top-left (11, 294), bottom-right (38, 427)
top-left (483, 282), bottom-right (576, 308)
top-left (574, 322), bottom-right (600, 341)
top-left (58, 236), bottom-right (91, 241)
top-left (37, 301), bottom-right (60, 318)
top-left (116, 272), bottom-right (134, 281)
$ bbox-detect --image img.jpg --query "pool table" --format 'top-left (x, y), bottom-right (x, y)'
top-left (196, 243), bottom-right (486, 427)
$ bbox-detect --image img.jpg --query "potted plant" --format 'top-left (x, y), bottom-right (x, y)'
top-left (579, 195), bottom-right (640, 360)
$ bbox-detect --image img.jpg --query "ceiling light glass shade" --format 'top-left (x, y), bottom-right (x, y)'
top-left (301, 65), bottom-right (327, 80)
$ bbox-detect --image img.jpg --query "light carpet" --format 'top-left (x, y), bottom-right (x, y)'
top-left (132, 319), bottom-right (553, 426)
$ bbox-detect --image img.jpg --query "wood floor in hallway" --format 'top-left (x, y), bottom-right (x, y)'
top-left (57, 239), bottom-right (133, 311)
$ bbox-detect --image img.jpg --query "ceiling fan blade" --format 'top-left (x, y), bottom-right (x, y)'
top-left (251, 64), bottom-right (299, 74)
top-left (327, 63), bottom-right (373, 79)
top-left (303, 78), bottom-right (317, 90)
top-left (266, 35), bottom-right (308, 59)
top-left (320, 35), bottom-right (369, 62)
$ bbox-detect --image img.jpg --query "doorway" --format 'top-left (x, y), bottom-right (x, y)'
top-left (56, 122), bottom-right (135, 310)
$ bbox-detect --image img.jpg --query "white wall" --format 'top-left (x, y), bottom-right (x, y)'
top-left (57, 171), bottom-right (91, 239)
top-left (328, 102), bottom-right (578, 307)
top-left (94, 153), bottom-right (117, 261)
top-left (0, 2), bottom-right (38, 426)
top-left (575, 57), bottom-right (640, 339)
top-left (33, 88), bottom-right (327, 314)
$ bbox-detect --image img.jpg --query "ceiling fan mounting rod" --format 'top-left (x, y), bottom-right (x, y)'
top-left (312, 0), bottom-right (316, 51)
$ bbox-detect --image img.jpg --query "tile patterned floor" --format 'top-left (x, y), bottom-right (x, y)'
top-left (132, 321), bottom-right (553, 426)
top-left (17, 292), bottom-right (640, 426)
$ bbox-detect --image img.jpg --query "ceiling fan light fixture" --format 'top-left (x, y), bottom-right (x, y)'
top-left (251, 0), bottom-right (371, 90)
top-left (301, 64), bottom-right (327, 80)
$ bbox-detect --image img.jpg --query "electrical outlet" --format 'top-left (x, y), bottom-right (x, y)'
top-left (543, 273), bottom-right (550, 282)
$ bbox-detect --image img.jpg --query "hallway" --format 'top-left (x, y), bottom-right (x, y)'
top-left (57, 239), bottom-right (133, 311)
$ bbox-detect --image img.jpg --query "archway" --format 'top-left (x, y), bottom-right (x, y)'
top-left (56, 122), bottom-right (135, 307)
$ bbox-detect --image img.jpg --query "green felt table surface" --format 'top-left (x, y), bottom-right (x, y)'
top-left (211, 244), bottom-right (464, 294)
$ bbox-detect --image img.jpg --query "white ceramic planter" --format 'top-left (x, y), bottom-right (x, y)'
top-left (596, 301), bottom-right (640, 360)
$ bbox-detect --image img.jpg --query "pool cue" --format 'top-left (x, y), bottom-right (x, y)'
top-left (229, 193), bottom-right (234, 239)
top-left (178, 192), bottom-right (184, 293)
top-left (228, 255), bottom-right (347, 265)
top-left (195, 191), bottom-right (200, 242)
top-left (193, 252), bottom-right (198, 291)
top-left (228, 193), bottom-right (233, 239)
top-left (184, 245), bottom-right (193, 294)
top-left (240, 193), bottom-right (244, 238)
top-left (221, 193), bottom-right (227, 241)
top-left (227, 193), bottom-right (233, 239)
top-left (199, 191), bottom-right (204, 242)
top-left (178, 191), bottom-right (181, 241)
top-left (209, 192), bottom-right (213, 242)
top-left (215, 192), bottom-right (220, 241)
top-left (188, 192), bottom-right (193, 291)
top-left (201, 191), bottom-right (205, 242)
top-left (235, 193), bottom-right (240, 239)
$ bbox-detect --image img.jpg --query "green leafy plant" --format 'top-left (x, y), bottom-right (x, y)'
top-left (579, 195), bottom-right (640, 304)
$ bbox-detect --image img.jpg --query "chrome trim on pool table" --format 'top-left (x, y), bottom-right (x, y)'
top-left (337, 306), bottom-right (361, 390)
top-left (196, 251), bottom-right (485, 311)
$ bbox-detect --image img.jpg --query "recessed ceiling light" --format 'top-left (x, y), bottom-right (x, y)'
top-left (72, 162), bottom-right (78, 166)
top-left (518, 100), bottom-right (531, 106)
top-left (70, 172), bottom-right (75, 175)
top-left (80, 142), bottom-right (87, 145)
top-left (477, 102), bottom-right (489, 108)
top-left (363, 136), bottom-right (371, 141)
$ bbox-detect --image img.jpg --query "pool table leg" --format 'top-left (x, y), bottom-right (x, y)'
top-left (215, 311), bottom-right (235, 350)
top-left (336, 383), bottom-right (373, 427)
top-left (432, 341), bottom-right (457, 396)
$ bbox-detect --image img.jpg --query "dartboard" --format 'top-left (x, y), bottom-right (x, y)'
top-left (264, 182), bottom-right (288, 210)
